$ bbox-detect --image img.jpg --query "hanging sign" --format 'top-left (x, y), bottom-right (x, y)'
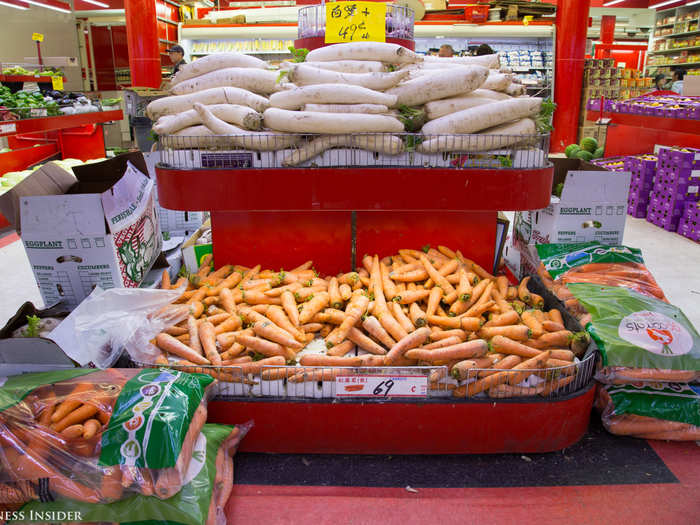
top-left (32, 33), bottom-right (44, 42)
top-left (325, 1), bottom-right (387, 44)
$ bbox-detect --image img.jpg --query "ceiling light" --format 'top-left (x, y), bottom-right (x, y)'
top-left (23, 0), bottom-right (71, 13)
top-left (0, 0), bottom-right (29, 8)
top-left (80, 0), bottom-right (109, 7)
top-left (602, 0), bottom-right (626, 6)
top-left (648, 0), bottom-right (684, 9)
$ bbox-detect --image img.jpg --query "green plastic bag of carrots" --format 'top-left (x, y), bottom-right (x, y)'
top-left (12, 423), bottom-right (250, 525)
top-left (597, 382), bottom-right (700, 441)
top-left (0, 368), bottom-right (215, 510)
top-left (568, 283), bottom-right (699, 385)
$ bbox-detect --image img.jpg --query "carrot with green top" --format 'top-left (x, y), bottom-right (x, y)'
top-left (527, 330), bottom-right (574, 349)
top-left (409, 303), bottom-right (427, 328)
top-left (456, 268), bottom-right (473, 302)
top-left (426, 286), bottom-right (443, 317)
top-left (384, 326), bottom-right (431, 365)
top-left (362, 315), bottom-right (396, 348)
top-left (464, 300), bottom-right (496, 319)
top-left (187, 315), bottom-right (203, 356)
top-left (420, 255), bottom-right (457, 302)
top-left (327, 294), bottom-right (370, 347)
top-left (489, 335), bottom-right (541, 359)
top-left (391, 302), bottom-right (415, 334)
top-left (427, 315), bottom-right (482, 332)
top-left (328, 277), bottom-right (343, 309)
top-left (405, 339), bottom-right (487, 362)
top-left (327, 340), bottom-right (355, 357)
top-left (518, 276), bottom-right (531, 303)
top-left (242, 307), bottom-right (304, 350)
top-left (214, 315), bottom-right (242, 335)
top-left (299, 291), bottom-right (330, 324)
top-left (198, 321), bottom-right (222, 366)
top-left (521, 310), bottom-right (544, 338)
top-left (484, 310), bottom-right (520, 327)
top-left (377, 309), bottom-right (408, 342)
top-left (395, 289), bottom-right (430, 305)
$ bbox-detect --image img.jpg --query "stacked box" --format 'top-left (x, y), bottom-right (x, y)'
top-left (678, 202), bottom-right (700, 242)
top-left (624, 155), bottom-right (657, 218)
top-left (646, 147), bottom-right (700, 232)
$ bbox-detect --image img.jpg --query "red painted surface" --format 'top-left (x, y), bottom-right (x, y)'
top-left (601, 15), bottom-right (616, 46)
top-left (0, 75), bottom-right (64, 83)
top-left (208, 384), bottom-right (595, 454)
top-left (111, 26), bottom-right (130, 69)
top-left (0, 111), bottom-right (123, 138)
top-left (91, 26), bottom-right (117, 91)
top-left (0, 232), bottom-right (18, 247)
top-left (0, 215), bottom-right (9, 231)
top-left (154, 167), bottom-right (554, 212)
top-left (57, 124), bottom-right (107, 161)
top-left (294, 36), bottom-right (416, 52)
top-left (551, 0), bottom-right (591, 153)
top-left (355, 210), bottom-right (497, 272)
top-left (588, 113), bottom-right (700, 155)
top-left (0, 143), bottom-right (58, 174)
top-left (210, 210), bottom-right (353, 275)
top-left (125, 0), bottom-right (161, 88)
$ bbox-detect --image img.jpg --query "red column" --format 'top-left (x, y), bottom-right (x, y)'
top-left (125, 0), bottom-right (161, 88)
top-left (600, 15), bottom-right (616, 58)
top-left (551, 0), bottom-right (591, 152)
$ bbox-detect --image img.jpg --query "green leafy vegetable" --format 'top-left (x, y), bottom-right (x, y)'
top-left (23, 315), bottom-right (41, 338)
top-left (288, 46), bottom-right (309, 63)
top-left (553, 182), bottom-right (564, 198)
top-left (535, 98), bottom-right (556, 133)
top-left (497, 156), bottom-right (512, 168)
top-left (397, 105), bottom-right (427, 133)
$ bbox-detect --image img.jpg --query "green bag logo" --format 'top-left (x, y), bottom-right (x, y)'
top-left (618, 311), bottom-right (693, 356)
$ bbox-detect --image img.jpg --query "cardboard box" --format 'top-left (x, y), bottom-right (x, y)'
top-left (182, 219), bottom-right (213, 274)
top-left (0, 153), bottom-right (162, 309)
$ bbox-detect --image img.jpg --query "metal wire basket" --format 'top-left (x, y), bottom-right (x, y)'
top-left (157, 132), bottom-right (550, 170)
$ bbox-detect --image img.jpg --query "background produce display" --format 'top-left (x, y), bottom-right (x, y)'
top-left (588, 94), bottom-right (700, 120)
top-left (0, 157), bottom-right (106, 197)
top-left (149, 245), bottom-right (592, 399)
top-left (149, 43), bottom-right (553, 165)
top-left (0, 86), bottom-right (102, 119)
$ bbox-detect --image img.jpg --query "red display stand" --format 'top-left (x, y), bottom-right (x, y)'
top-left (588, 113), bottom-right (700, 157)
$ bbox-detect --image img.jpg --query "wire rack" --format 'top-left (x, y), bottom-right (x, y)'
top-left (157, 132), bottom-right (550, 169)
top-left (138, 349), bottom-right (595, 401)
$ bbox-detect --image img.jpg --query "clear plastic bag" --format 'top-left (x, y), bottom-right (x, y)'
top-left (0, 368), bottom-right (215, 509)
top-left (69, 287), bottom-right (188, 367)
top-left (15, 423), bottom-right (252, 525)
top-left (597, 383), bottom-right (700, 441)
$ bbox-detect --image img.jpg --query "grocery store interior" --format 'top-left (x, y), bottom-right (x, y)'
top-left (0, 0), bottom-right (699, 524)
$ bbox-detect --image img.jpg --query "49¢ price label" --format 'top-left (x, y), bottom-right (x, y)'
top-left (325, 1), bottom-right (386, 44)
top-left (335, 374), bottom-right (428, 398)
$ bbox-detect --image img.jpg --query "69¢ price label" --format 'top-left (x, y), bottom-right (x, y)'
top-left (325, 1), bottom-right (386, 44)
top-left (335, 375), bottom-right (428, 398)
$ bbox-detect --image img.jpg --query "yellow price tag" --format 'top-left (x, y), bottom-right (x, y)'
top-left (51, 76), bottom-right (64, 91)
top-left (325, 1), bottom-right (386, 44)
top-left (523, 16), bottom-right (533, 26)
top-left (32, 33), bottom-right (44, 42)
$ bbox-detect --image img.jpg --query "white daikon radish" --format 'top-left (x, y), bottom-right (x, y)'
top-left (421, 97), bottom-right (542, 135)
top-left (170, 68), bottom-right (280, 96)
top-left (282, 134), bottom-right (405, 166)
top-left (472, 88), bottom-right (512, 101)
top-left (423, 54), bottom-right (500, 69)
top-left (285, 64), bottom-right (409, 91)
top-left (269, 84), bottom-right (397, 110)
top-left (293, 60), bottom-right (386, 73)
top-left (159, 125), bottom-right (229, 149)
top-left (146, 87), bottom-right (269, 119)
top-left (170, 53), bottom-right (267, 86)
top-left (263, 108), bottom-right (404, 134)
top-left (306, 42), bottom-right (422, 64)
top-left (417, 118), bottom-right (536, 153)
top-left (193, 103), bottom-right (300, 151)
top-left (153, 104), bottom-right (262, 135)
top-left (424, 95), bottom-right (499, 120)
top-left (384, 66), bottom-right (489, 107)
top-left (482, 73), bottom-right (512, 92)
top-left (505, 83), bottom-right (526, 97)
top-left (303, 103), bottom-right (389, 114)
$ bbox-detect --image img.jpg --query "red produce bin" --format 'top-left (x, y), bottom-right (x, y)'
top-left (464, 4), bottom-right (489, 23)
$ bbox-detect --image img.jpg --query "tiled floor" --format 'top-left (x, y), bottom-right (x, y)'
top-left (1, 216), bottom-right (699, 328)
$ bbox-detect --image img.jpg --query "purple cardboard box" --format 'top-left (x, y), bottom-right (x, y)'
top-left (678, 223), bottom-right (700, 242)
top-left (628, 186), bottom-right (651, 202)
top-left (628, 200), bottom-right (648, 218)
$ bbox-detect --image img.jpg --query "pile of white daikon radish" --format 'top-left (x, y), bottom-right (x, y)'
top-left (146, 42), bottom-right (547, 166)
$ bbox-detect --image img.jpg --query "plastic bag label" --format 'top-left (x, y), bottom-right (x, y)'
top-left (568, 283), bottom-right (700, 370)
top-left (99, 368), bottom-right (214, 469)
top-left (536, 242), bottom-right (644, 279)
top-left (0, 369), bottom-right (95, 414)
top-left (606, 383), bottom-right (700, 427)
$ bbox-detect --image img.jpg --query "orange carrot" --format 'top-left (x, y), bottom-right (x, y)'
top-left (164, 326), bottom-right (188, 336)
top-left (424, 259), bottom-right (459, 288)
top-left (506, 286), bottom-right (518, 301)
top-left (548, 349), bottom-right (574, 361)
top-left (299, 355), bottom-right (362, 367)
top-left (376, 309), bottom-right (408, 342)
top-left (301, 323), bottom-right (323, 333)
top-left (263, 305), bottom-right (305, 342)
top-left (478, 354), bottom-right (522, 378)
top-left (489, 335), bottom-right (541, 359)
top-left (451, 356), bottom-right (498, 380)
top-left (327, 294), bottom-right (370, 347)
top-left (313, 308), bottom-right (346, 325)
top-left (455, 369), bottom-right (509, 398)
top-left (507, 350), bottom-right (551, 385)
top-left (540, 375), bottom-right (577, 396)
top-left (219, 288), bottom-right (237, 315)
top-left (380, 262), bottom-right (398, 300)
top-left (187, 288), bottom-right (207, 305)
top-left (52, 404), bottom-right (99, 432)
top-left (339, 283), bottom-right (352, 301)
top-left (456, 267), bottom-right (473, 302)
top-left (362, 316), bottom-right (396, 348)
top-left (495, 275), bottom-right (509, 299)
top-left (196, 255), bottom-right (213, 276)
top-left (394, 289), bottom-right (430, 305)
top-left (422, 335), bottom-right (463, 349)
top-left (527, 330), bottom-right (574, 349)
top-left (391, 302), bottom-right (415, 334)
top-left (405, 339), bottom-right (488, 362)
top-left (426, 287), bottom-right (443, 317)
top-left (155, 333), bottom-right (210, 365)
top-left (343, 327), bottom-right (384, 355)
top-left (542, 320), bottom-right (566, 332)
top-left (260, 367), bottom-right (301, 380)
top-left (529, 293), bottom-right (544, 309)
top-left (409, 303), bottom-right (427, 328)
top-left (220, 344), bottom-right (246, 361)
top-left (235, 334), bottom-right (291, 360)
top-left (327, 340), bottom-right (355, 357)
top-left (521, 310), bottom-right (544, 338)
top-left (214, 316), bottom-right (243, 335)
top-left (548, 309), bottom-right (564, 326)
top-left (189, 301), bottom-right (204, 319)
top-left (61, 424), bottom-right (84, 439)
top-left (420, 255), bottom-right (457, 303)
top-left (161, 270), bottom-right (171, 290)
top-left (242, 308), bottom-right (303, 350)
top-left (385, 327), bottom-right (431, 365)
top-left (426, 315), bottom-right (482, 332)
top-left (198, 312), bottom-right (229, 326)
top-left (171, 277), bottom-right (187, 290)
top-left (327, 277), bottom-right (343, 309)
top-left (390, 268), bottom-right (429, 282)
top-left (484, 310), bottom-right (520, 327)
top-left (517, 276), bottom-right (531, 303)
top-left (82, 419), bottom-right (101, 439)
top-left (437, 245), bottom-right (457, 258)
top-left (299, 292), bottom-right (330, 324)
top-left (478, 325), bottom-right (531, 341)
top-left (198, 322), bottom-right (222, 366)
top-left (186, 316), bottom-right (203, 356)
top-left (464, 299), bottom-right (496, 319)
top-left (429, 329), bottom-right (468, 342)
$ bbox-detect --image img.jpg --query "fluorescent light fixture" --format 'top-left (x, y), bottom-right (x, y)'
top-left (80, 0), bottom-right (109, 7)
top-left (648, 0), bottom-right (683, 9)
top-left (602, 0), bottom-right (626, 6)
top-left (23, 0), bottom-right (71, 12)
top-left (0, 0), bottom-right (29, 8)
top-left (685, 0), bottom-right (700, 5)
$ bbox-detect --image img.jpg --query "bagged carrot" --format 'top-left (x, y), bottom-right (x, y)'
top-left (0, 368), bottom-right (216, 507)
top-left (16, 423), bottom-right (251, 525)
top-left (567, 283), bottom-right (699, 385)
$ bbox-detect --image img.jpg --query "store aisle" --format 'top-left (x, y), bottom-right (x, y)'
top-left (1, 216), bottom-right (699, 328)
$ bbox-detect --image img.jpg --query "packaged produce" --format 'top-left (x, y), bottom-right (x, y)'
top-left (151, 246), bottom-right (593, 399)
top-left (0, 368), bottom-right (215, 508)
top-left (597, 382), bottom-right (700, 441)
top-left (536, 243), bottom-right (667, 324)
top-left (567, 283), bottom-right (699, 384)
top-left (13, 423), bottom-right (250, 525)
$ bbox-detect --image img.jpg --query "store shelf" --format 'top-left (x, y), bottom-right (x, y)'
top-left (647, 61), bottom-right (700, 68)
top-left (0, 75), bottom-right (64, 83)
top-left (191, 51), bottom-right (292, 55)
top-left (656, 29), bottom-right (700, 39)
top-left (0, 110), bottom-right (123, 138)
top-left (0, 143), bottom-right (58, 173)
top-left (650, 45), bottom-right (700, 55)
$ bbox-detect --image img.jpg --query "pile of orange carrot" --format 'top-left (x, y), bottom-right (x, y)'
top-left (155, 246), bottom-right (590, 398)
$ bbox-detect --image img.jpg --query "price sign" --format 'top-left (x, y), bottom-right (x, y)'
top-left (325, 1), bottom-right (386, 44)
top-left (32, 33), bottom-right (44, 42)
top-left (51, 76), bottom-right (64, 90)
top-left (0, 123), bottom-right (17, 134)
top-left (522, 16), bottom-right (533, 26)
top-left (335, 374), bottom-right (428, 398)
